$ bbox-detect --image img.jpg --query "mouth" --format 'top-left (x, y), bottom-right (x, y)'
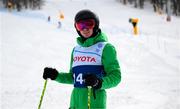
top-left (82, 31), bottom-right (90, 34)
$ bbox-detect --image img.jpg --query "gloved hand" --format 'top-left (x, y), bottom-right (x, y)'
top-left (83, 74), bottom-right (102, 89)
top-left (43, 67), bottom-right (58, 80)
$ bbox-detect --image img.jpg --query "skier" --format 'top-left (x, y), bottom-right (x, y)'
top-left (57, 21), bottom-right (62, 28)
top-left (47, 16), bottom-right (51, 22)
top-left (43, 9), bottom-right (121, 109)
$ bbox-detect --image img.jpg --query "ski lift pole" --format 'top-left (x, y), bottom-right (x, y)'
top-left (38, 79), bottom-right (48, 109)
top-left (87, 86), bottom-right (92, 109)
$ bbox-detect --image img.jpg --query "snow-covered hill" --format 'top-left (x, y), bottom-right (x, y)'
top-left (1, 0), bottom-right (180, 109)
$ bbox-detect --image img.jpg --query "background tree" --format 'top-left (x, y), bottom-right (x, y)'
top-left (134, 0), bottom-right (144, 9)
top-left (119, 0), bottom-right (179, 16)
top-left (172, 0), bottom-right (180, 16)
top-left (178, 0), bottom-right (180, 15)
top-left (0, 0), bottom-right (44, 11)
top-left (123, 0), bottom-right (128, 5)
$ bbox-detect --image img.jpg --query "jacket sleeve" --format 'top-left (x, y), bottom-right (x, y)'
top-left (55, 49), bottom-right (74, 84)
top-left (101, 43), bottom-right (121, 89)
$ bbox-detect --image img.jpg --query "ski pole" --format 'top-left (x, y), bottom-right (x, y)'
top-left (87, 86), bottom-right (92, 109)
top-left (38, 79), bottom-right (48, 109)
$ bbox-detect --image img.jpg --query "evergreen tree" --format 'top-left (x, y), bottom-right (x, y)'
top-left (0, 0), bottom-right (44, 11)
top-left (119, 0), bottom-right (180, 16)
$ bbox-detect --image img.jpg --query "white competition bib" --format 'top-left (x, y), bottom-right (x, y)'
top-left (72, 42), bottom-right (107, 88)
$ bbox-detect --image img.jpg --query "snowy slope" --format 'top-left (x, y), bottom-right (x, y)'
top-left (1, 0), bottom-right (180, 109)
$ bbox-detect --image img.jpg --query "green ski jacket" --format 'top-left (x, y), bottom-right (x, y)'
top-left (55, 32), bottom-right (121, 109)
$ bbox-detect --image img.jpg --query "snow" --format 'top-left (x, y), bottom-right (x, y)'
top-left (1, 0), bottom-right (180, 109)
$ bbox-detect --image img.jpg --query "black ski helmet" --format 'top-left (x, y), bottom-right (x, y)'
top-left (74, 9), bottom-right (100, 39)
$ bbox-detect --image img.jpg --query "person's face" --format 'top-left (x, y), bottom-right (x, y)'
top-left (79, 28), bottom-right (94, 38)
top-left (75, 19), bottom-right (95, 38)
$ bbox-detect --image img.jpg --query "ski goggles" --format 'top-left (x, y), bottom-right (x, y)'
top-left (75, 19), bottom-right (95, 31)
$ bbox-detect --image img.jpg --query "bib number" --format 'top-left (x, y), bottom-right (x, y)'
top-left (73, 73), bottom-right (84, 85)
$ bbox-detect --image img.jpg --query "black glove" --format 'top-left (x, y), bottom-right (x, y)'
top-left (83, 74), bottom-right (102, 89)
top-left (43, 67), bottom-right (58, 80)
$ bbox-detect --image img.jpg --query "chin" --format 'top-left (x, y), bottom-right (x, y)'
top-left (83, 34), bottom-right (91, 38)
